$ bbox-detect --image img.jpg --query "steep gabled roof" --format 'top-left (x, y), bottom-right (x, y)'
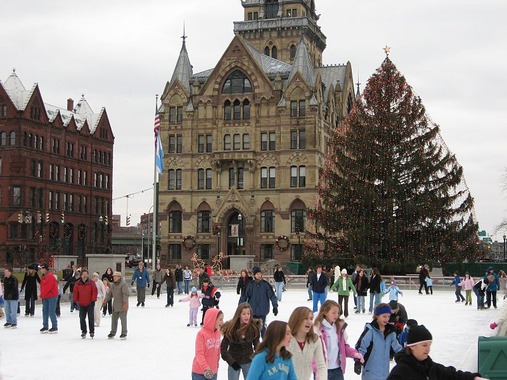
top-left (243, 40), bottom-right (292, 79)
top-left (169, 41), bottom-right (193, 94)
top-left (2, 70), bottom-right (31, 110)
top-left (317, 64), bottom-right (347, 99)
top-left (288, 38), bottom-right (314, 85)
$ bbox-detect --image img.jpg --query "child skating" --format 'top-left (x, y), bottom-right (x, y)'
top-left (179, 286), bottom-right (201, 327)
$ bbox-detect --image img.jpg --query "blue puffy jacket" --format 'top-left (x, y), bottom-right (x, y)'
top-left (131, 267), bottom-right (150, 288)
top-left (484, 272), bottom-right (500, 292)
top-left (239, 279), bottom-right (278, 317)
top-left (357, 320), bottom-right (402, 380)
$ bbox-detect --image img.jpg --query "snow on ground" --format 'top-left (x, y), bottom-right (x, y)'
top-left (0, 286), bottom-right (500, 380)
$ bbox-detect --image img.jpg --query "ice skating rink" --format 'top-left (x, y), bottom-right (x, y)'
top-left (0, 287), bottom-right (499, 379)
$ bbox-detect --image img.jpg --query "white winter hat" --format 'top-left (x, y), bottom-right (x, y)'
top-left (341, 269), bottom-right (348, 275)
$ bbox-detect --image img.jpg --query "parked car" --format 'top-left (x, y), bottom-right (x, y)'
top-left (125, 255), bottom-right (142, 268)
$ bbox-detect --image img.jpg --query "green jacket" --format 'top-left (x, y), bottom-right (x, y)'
top-left (331, 276), bottom-right (357, 296)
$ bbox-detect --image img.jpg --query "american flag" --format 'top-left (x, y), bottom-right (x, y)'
top-left (154, 113), bottom-right (164, 174)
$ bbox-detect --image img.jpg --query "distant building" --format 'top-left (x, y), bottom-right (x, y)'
top-left (0, 70), bottom-right (114, 267)
top-left (157, 0), bottom-right (355, 266)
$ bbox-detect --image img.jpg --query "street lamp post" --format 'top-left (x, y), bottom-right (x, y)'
top-left (217, 231), bottom-right (221, 254)
top-left (503, 234), bottom-right (506, 262)
top-left (238, 213), bottom-right (242, 255)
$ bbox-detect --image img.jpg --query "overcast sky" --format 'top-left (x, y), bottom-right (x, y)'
top-left (1, 0), bottom-right (506, 241)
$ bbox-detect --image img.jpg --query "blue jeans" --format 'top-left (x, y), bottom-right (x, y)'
top-left (369, 292), bottom-right (382, 312)
top-left (357, 295), bottom-right (366, 312)
top-left (192, 373), bottom-right (217, 380)
top-left (275, 282), bottom-right (284, 301)
top-left (255, 314), bottom-right (267, 337)
top-left (307, 284), bottom-right (313, 300)
top-left (42, 296), bottom-right (58, 329)
top-left (184, 279), bottom-right (191, 294)
top-left (313, 292), bottom-right (326, 312)
top-left (5, 300), bottom-right (18, 325)
top-left (328, 367), bottom-right (344, 380)
top-left (473, 288), bottom-right (484, 309)
top-left (228, 362), bottom-right (251, 380)
top-left (177, 281), bottom-right (183, 294)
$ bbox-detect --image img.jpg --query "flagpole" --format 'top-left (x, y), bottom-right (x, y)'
top-left (152, 94), bottom-right (159, 271)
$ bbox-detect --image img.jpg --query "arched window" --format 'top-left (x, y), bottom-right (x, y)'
top-left (233, 99), bottom-right (241, 120)
top-left (271, 46), bottom-right (278, 59)
top-left (224, 100), bottom-right (231, 120)
top-left (290, 44), bottom-right (297, 61)
top-left (242, 99), bottom-right (250, 120)
top-left (264, 46), bottom-right (270, 56)
top-left (9, 131), bottom-right (15, 146)
top-left (347, 93), bottom-right (353, 114)
top-left (222, 70), bottom-right (252, 94)
top-left (0, 132), bottom-right (6, 146)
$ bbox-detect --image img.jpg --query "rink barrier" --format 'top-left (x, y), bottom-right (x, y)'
top-left (478, 336), bottom-right (507, 379)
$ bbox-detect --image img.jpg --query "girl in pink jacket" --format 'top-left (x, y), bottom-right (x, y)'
top-left (460, 272), bottom-right (475, 306)
top-left (314, 300), bottom-right (364, 379)
top-left (192, 308), bottom-right (224, 380)
top-left (179, 286), bottom-right (202, 327)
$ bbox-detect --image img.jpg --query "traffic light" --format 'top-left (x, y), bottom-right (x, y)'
top-left (18, 211), bottom-right (23, 223)
top-left (46, 212), bottom-right (50, 223)
top-left (126, 215), bottom-right (131, 226)
top-left (61, 211), bottom-right (65, 224)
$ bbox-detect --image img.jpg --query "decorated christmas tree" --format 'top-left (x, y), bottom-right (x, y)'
top-left (306, 56), bottom-right (479, 267)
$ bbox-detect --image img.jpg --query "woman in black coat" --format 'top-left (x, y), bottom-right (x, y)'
top-left (20, 264), bottom-right (41, 316)
top-left (387, 324), bottom-right (486, 380)
top-left (236, 269), bottom-right (253, 299)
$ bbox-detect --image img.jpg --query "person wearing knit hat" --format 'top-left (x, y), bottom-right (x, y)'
top-left (356, 303), bottom-right (402, 379)
top-left (387, 324), bottom-right (487, 380)
top-left (239, 266), bottom-right (278, 338)
top-left (388, 300), bottom-right (408, 337)
top-left (330, 268), bottom-right (357, 318)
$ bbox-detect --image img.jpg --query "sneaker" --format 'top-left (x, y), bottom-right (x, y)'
top-left (107, 333), bottom-right (115, 339)
top-left (40, 327), bottom-right (49, 333)
top-left (49, 327), bottom-right (58, 334)
top-left (10, 324), bottom-right (17, 329)
top-left (119, 334), bottom-right (127, 340)
top-left (81, 333), bottom-right (86, 339)
top-left (4, 323), bottom-right (12, 328)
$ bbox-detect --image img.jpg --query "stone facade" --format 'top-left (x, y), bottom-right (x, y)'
top-left (158, 0), bottom-right (355, 267)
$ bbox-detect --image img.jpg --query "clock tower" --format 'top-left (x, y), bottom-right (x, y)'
top-left (234, 0), bottom-right (325, 67)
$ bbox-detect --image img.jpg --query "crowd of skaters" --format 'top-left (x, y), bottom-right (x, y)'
top-left (1, 261), bottom-right (506, 380)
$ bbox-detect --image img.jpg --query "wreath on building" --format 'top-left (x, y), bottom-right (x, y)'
top-left (275, 235), bottom-right (290, 251)
top-left (182, 235), bottom-right (197, 250)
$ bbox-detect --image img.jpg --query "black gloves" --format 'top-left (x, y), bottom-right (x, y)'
top-left (131, 281), bottom-right (134, 286)
top-left (354, 360), bottom-right (362, 375)
top-left (273, 307), bottom-right (278, 316)
top-left (231, 362), bottom-right (241, 371)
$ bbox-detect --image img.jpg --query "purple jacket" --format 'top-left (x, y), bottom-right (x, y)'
top-left (314, 321), bottom-right (359, 375)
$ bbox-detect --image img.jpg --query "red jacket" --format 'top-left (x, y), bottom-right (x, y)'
top-left (73, 279), bottom-right (98, 306)
top-left (40, 271), bottom-right (59, 299)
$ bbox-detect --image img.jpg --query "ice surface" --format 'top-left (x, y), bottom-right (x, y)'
top-left (0, 287), bottom-right (499, 379)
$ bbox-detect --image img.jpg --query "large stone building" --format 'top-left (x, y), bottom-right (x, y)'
top-left (158, 0), bottom-right (355, 267)
top-left (0, 71), bottom-right (114, 267)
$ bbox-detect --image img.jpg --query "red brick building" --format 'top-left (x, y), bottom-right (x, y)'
top-left (0, 70), bottom-right (114, 267)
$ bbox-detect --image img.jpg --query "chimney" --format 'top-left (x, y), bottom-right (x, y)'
top-left (67, 98), bottom-right (74, 112)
